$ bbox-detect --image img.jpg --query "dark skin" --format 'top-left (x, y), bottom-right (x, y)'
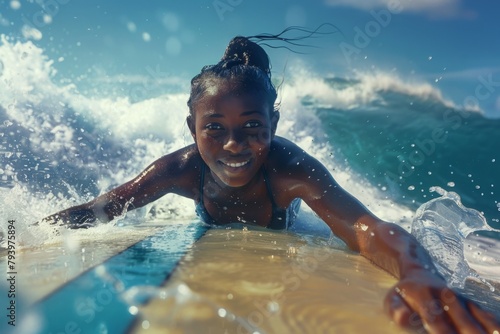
top-left (43, 80), bottom-right (499, 333)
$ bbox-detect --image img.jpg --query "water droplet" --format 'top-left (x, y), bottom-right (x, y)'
top-left (428, 56), bottom-right (433, 60)
top-left (267, 301), bottom-right (280, 313)
top-left (447, 182), bottom-right (455, 187)
top-left (389, 230), bottom-right (395, 235)
top-left (475, 185), bottom-right (480, 190)
top-left (218, 308), bottom-right (227, 317)
top-left (10, 0), bottom-right (21, 10)
top-left (43, 14), bottom-right (52, 24)
top-left (492, 159), bottom-right (496, 163)
top-left (408, 185), bottom-right (415, 191)
top-left (142, 32), bottom-right (151, 42)
top-left (177, 283), bottom-right (191, 295)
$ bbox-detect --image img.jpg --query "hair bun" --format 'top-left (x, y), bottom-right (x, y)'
top-left (222, 36), bottom-right (270, 74)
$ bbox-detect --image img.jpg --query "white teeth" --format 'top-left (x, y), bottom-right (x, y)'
top-left (224, 160), bottom-right (250, 168)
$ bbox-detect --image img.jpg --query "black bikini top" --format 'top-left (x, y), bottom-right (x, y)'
top-left (195, 162), bottom-right (300, 229)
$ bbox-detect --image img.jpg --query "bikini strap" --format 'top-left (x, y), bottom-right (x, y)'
top-left (261, 167), bottom-right (278, 208)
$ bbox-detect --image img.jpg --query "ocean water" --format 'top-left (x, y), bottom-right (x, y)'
top-left (1, 35), bottom-right (499, 299)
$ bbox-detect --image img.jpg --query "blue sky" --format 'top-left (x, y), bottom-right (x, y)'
top-left (1, 0), bottom-right (499, 116)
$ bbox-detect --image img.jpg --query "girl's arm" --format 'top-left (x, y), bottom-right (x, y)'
top-left (41, 146), bottom-right (198, 228)
top-left (292, 153), bottom-right (499, 333)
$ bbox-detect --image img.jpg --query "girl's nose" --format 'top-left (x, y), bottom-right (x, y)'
top-left (223, 130), bottom-right (247, 153)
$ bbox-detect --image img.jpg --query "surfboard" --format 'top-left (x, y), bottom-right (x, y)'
top-left (1, 220), bottom-right (409, 334)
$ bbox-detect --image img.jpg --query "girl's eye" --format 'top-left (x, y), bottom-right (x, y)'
top-left (244, 121), bottom-right (261, 128)
top-left (205, 123), bottom-right (223, 130)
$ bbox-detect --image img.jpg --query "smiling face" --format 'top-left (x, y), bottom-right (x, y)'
top-left (189, 80), bottom-right (278, 188)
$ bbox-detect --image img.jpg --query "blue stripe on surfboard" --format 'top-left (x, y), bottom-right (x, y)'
top-left (31, 221), bottom-right (208, 334)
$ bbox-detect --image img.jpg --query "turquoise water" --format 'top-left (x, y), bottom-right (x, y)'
top-left (317, 78), bottom-right (500, 229)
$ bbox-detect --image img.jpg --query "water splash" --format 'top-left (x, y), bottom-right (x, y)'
top-left (121, 282), bottom-right (266, 333)
top-left (411, 186), bottom-right (498, 290)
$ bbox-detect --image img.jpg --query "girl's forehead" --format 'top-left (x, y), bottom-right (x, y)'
top-left (203, 78), bottom-right (258, 96)
top-left (193, 91), bottom-right (271, 118)
top-left (198, 94), bottom-right (264, 110)
top-left (198, 83), bottom-right (267, 106)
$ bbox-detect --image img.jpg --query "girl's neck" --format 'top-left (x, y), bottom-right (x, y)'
top-left (207, 166), bottom-right (265, 199)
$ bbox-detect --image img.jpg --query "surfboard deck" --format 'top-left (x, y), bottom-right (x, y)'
top-left (1, 220), bottom-right (408, 334)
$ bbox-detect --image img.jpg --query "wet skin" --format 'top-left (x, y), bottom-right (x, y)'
top-left (43, 81), bottom-right (499, 333)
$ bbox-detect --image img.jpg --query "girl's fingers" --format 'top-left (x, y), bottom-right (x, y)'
top-left (384, 289), bottom-right (420, 329)
top-left (385, 281), bottom-right (499, 334)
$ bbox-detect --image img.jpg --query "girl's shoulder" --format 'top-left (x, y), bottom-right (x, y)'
top-left (266, 137), bottom-right (326, 204)
top-left (150, 144), bottom-right (202, 180)
top-left (267, 137), bottom-right (336, 205)
top-left (142, 144), bottom-right (202, 199)
top-left (268, 136), bottom-right (311, 168)
top-left (267, 136), bottom-right (321, 184)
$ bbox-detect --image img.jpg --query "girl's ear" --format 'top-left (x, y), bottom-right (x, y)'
top-left (187, 115), bottom-right (196, 139)
top-left (271, 111), bottom-right (280, 138)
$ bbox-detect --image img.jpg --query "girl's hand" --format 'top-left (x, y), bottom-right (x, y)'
top-left (384, 270), bottom-right (499, 333)
top-left (38, 208), bottom-right (97, 229)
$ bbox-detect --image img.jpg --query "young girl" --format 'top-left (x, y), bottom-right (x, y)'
top-left (43, 35), bottom-right (499, 333)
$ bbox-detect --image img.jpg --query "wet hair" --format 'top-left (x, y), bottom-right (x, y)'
top-left (187, 36), bottom-right (277, 117)
top-left (187, 24), bottom-right (342, 118)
